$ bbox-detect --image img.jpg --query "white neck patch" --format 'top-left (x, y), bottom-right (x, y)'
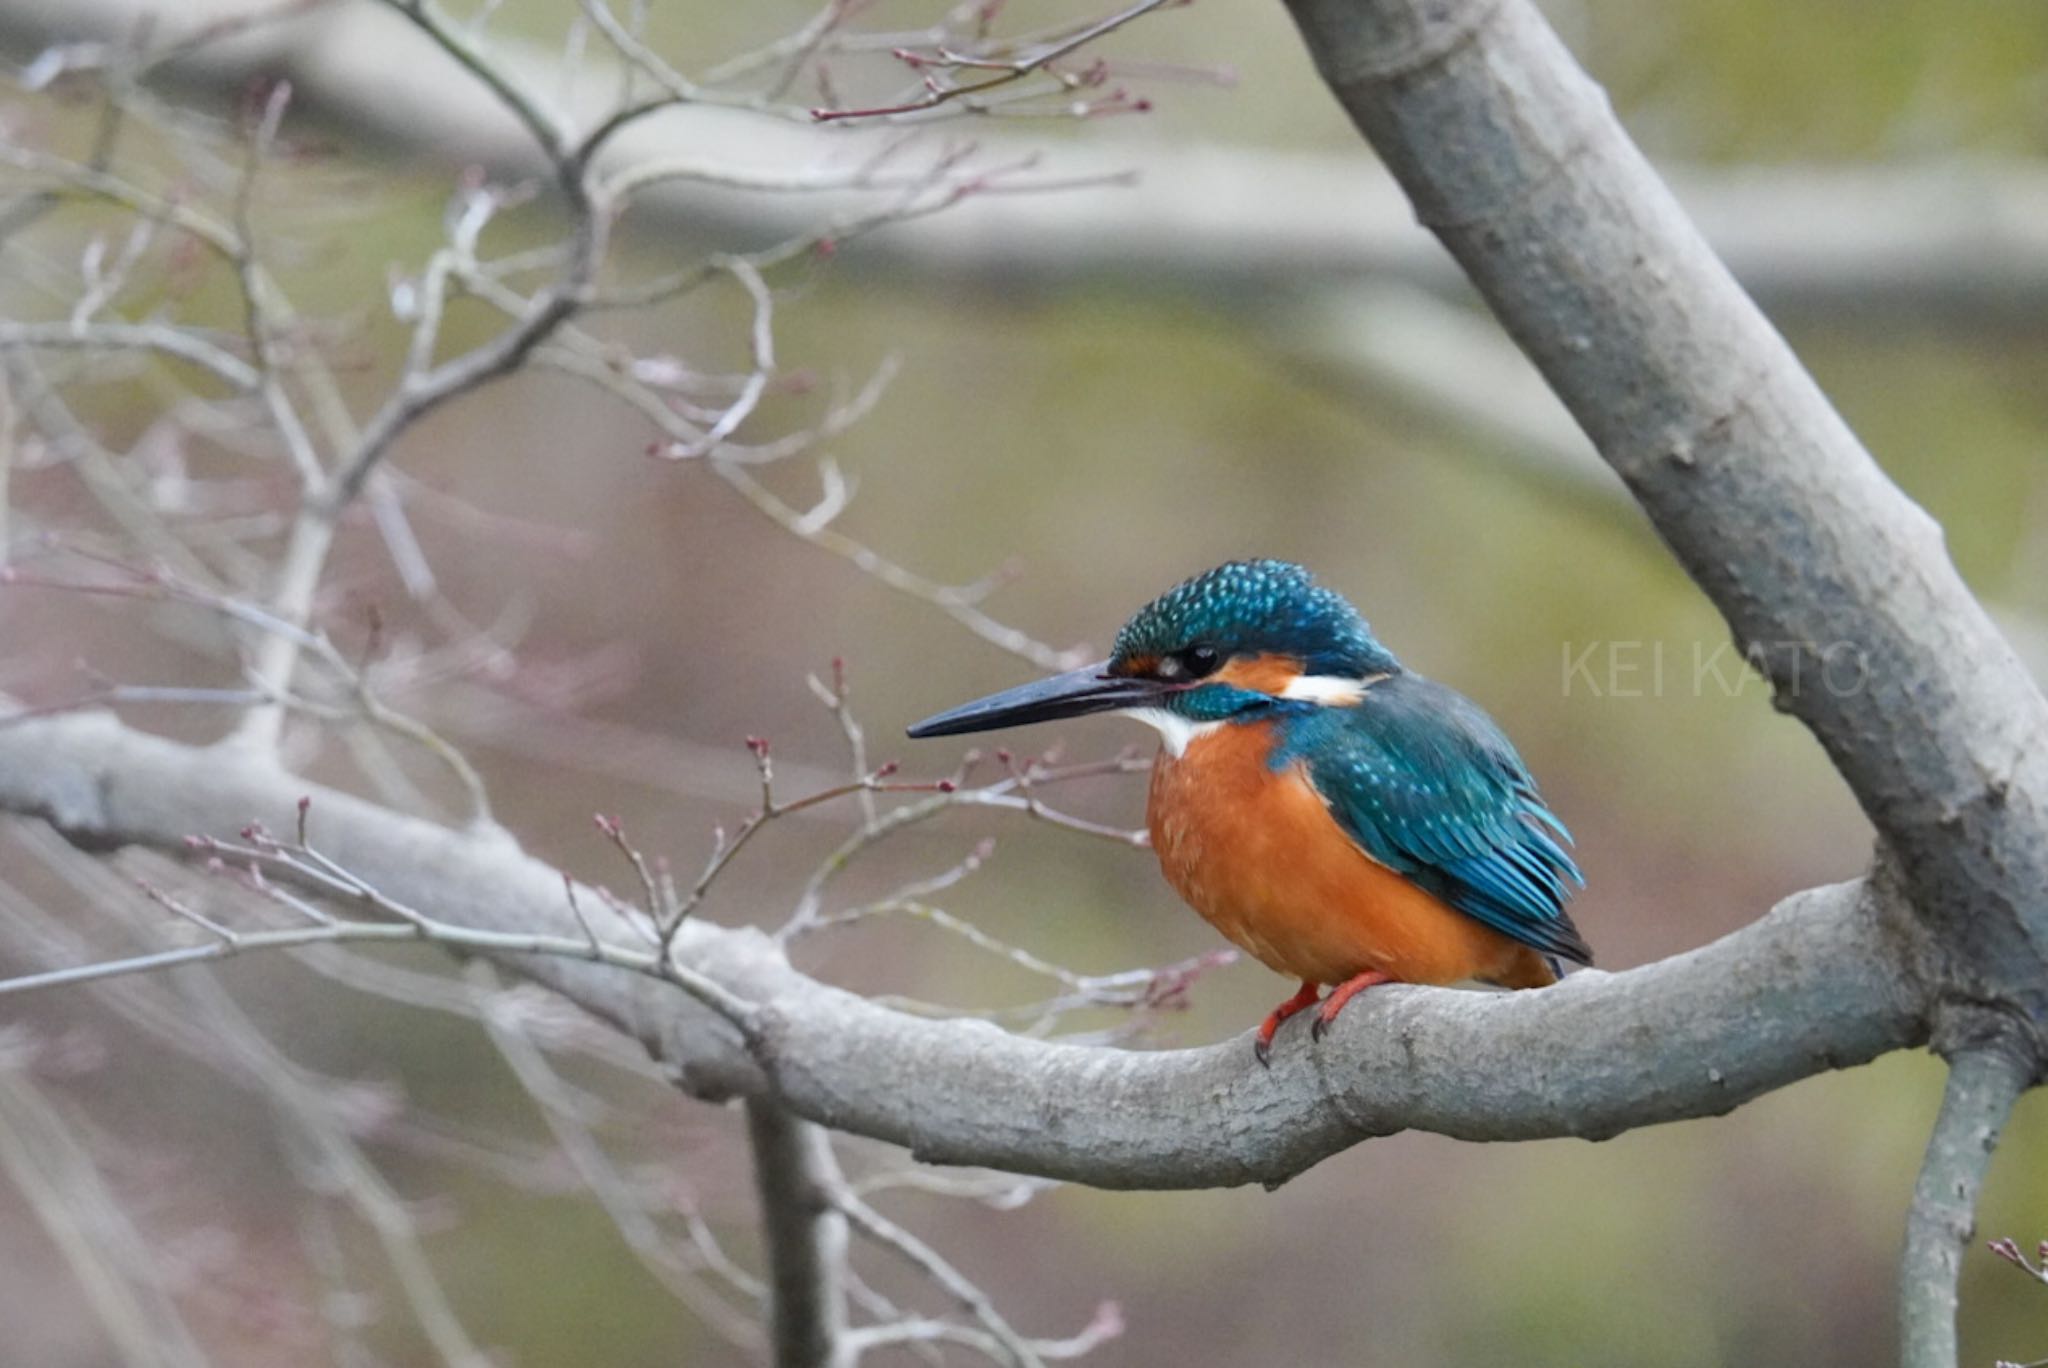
top-left (1123, 708), bottom-right (1223, 758)
top-left (1279, 673), bottom-right (1371, 705)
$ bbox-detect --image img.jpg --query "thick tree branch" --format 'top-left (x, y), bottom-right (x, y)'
top-left (1275, 2), bottom-right (2048, 1356)
top-left (745, 1102), bottom-right (848, 1368)
top-left (0, 709), bottom-right (1927, 1189)
top-left (1279, 0), bottom-right (2048, 1042)
top-left (1898, 1043), bottom-right (2032, 1368)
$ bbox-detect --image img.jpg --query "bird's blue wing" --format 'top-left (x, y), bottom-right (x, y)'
top-left (1272, 674), bottom-right (1591, 965)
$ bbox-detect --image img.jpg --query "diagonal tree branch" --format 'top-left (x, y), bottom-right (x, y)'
top-left (1275, 0), bottom-right (2048, 1356)
top-left (1279, 0), bottom-right (2048, 1051)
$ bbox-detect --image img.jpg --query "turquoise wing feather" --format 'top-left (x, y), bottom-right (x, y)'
top-left (1271, 674), bottom-right (1591, 966)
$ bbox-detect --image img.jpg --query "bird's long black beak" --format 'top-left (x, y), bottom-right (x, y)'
top-left (906, 661), bottom-right (1167, 738)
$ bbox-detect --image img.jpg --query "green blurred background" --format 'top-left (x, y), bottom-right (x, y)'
top-left (4, 0), bottom-right (2048, 1364)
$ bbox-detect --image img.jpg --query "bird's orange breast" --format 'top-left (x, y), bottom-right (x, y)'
top-left (1145, 722), bottom-right (1553, 989)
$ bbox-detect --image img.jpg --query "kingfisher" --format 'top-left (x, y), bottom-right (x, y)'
top-left (906, 559), bottom-right (1589, 1064)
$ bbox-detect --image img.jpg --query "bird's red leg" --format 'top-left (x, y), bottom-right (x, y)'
top-left (1311, 969), bottom-right (1393, 1041)
top-left (1253, 981), bottom-right (1322, 1067)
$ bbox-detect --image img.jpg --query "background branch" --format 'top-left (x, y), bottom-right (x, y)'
top-left (6, 0), bottom-right (2048, 322)
top-left (0, 1060), bottom-right (212, 1368)
top-left (1899, 1043), bottom-right (2033, 1368)
top-left (745, 1101), bottom-right (847, 1368)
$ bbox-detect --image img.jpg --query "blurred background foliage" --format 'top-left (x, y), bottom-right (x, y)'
top-left (4, 0), bottom-right (2048, 1364)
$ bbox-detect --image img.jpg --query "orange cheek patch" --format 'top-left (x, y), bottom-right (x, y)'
top-left (1215, 653), bottom-right (1304, 695)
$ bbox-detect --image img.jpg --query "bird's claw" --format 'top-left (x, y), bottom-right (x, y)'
top-left (1310, 969), bottom-right (1393, 1046)
top-left (1251, 981), bottom-right (1322, 1067)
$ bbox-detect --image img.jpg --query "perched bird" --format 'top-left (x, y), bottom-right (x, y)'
top-left (907, 559), bottom-right (1589, 1064)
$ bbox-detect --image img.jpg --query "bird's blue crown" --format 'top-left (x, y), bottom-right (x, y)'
top-left (1111, 559), bottom-right (1399, 678)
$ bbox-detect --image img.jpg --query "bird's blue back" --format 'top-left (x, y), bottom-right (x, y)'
top-left (1267, 672), bottom-right (1591, 967)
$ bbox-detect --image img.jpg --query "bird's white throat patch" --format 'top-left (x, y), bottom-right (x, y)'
top-left (1123, 708), bottom-right (1223, 758)
top-left (1278, 674), bottom-right (1371, 705)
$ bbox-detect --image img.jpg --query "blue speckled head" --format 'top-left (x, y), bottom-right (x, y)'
top-left (1110, 560), bottom-right (1399, 679)
top-left (902, 560), bottom-right (1401, 741)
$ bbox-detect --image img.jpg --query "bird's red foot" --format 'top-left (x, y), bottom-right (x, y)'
top-left (1253, 981), bottom-right (1321, 1067)
top-left (1311, 970), bottom-right (1393, 1042)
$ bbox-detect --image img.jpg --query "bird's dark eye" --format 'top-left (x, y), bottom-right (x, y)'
top-left (1180, 643), bottom-right (1222, 678)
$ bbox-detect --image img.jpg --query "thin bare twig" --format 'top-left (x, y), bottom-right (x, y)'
top-left (715, 461), bottom-right (1087, 671)
top-left (836, 1188), bottom-right (1042, 1367)
top-left (0, 320), bottom-right (259, 390)
top-left (0, 838), bottom-right (494, 1368)
top-left (475, 967), bottom-right (767, 1348)
top-left (0, 1059), bottom-right (212, 1368)
top-left (812, 0), bottom-right (1179, 123)
top-left (0, 820), bottom-right (764, 1041)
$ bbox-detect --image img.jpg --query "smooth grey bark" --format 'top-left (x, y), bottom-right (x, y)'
top-left (1897, 1046), bottom-right (2032, 1368)
top-left (0, 710), bottom-right (1924, 1188)
top-left (1275, 0), bottom-right (2048, 1359)
top-left (745, 1102), bottom-right (848, 1368)
top-left (1278, 0), bottom-right (2048, 1046)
